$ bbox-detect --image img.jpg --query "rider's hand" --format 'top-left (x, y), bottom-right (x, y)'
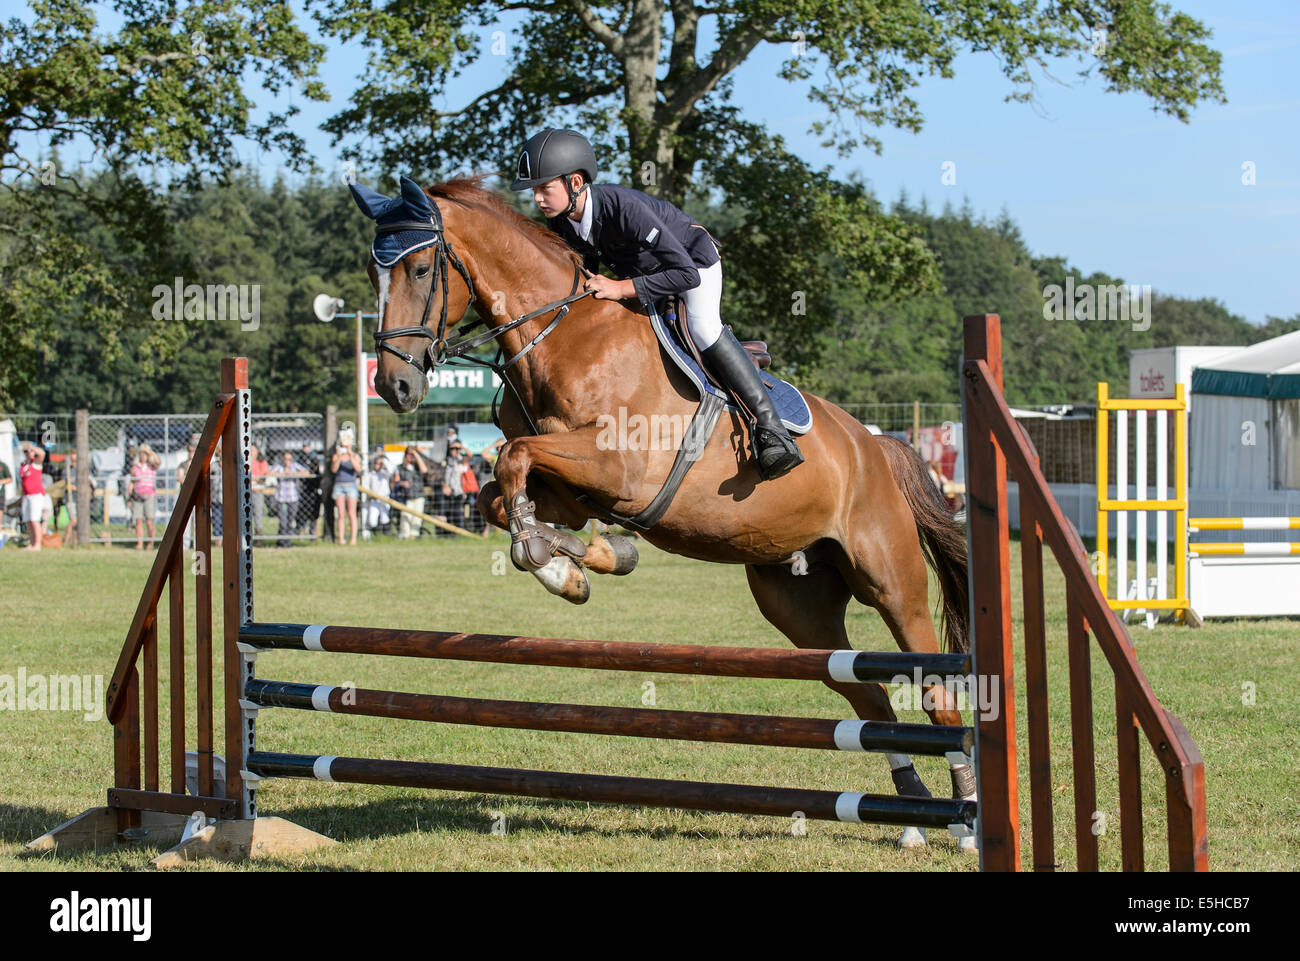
top-left (584, 274), bottom-right (631, 301)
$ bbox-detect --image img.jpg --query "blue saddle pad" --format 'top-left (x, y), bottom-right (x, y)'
top-left (648, 306), bottom-right (813, 434)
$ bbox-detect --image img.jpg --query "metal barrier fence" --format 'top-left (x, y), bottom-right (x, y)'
top-left (74, 413), bottom-right (326, 547)
top-left (4, 398), bottom-right (1109, 547)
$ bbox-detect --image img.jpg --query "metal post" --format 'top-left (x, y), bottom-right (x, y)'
top-left (221, 358), bottom-right (255, 818)
top-left (356, 313), bottom-right (369, 475)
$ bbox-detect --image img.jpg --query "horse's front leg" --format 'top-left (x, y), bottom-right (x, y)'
top-left (495, 427), bottom-right (640, 572)
top-left (479, 478), bottom-right (640, 578)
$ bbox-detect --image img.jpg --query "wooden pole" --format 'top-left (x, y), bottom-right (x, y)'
top-left (241, 623), bottom-right (971, 682)
top-left (75, 409), bottom-right (91, 547)
top-left (358, 485), bottom-right (477, 538)
top-left (245, 679), bottom-right (974, 755)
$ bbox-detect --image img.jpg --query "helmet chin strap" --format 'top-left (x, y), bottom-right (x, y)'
top-left (563, 178), bottom-right (588, 217)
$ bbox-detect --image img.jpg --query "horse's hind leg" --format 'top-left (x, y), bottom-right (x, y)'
top-left (745, 555), bottom-right (940, 851)
top-left (835, 522), bottom-right (978, 852)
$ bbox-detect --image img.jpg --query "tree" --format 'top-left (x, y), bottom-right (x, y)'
top-left (312, 0), bottom-right (1224, 370)
top-left (0, 0), bottom-right (327, 408)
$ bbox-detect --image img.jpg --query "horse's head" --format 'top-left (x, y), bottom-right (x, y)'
top-left (350, 176), bottom-right (477, 412)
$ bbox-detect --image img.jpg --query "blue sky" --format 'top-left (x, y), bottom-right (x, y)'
top-left (18, 1), bottom-right (1300, 325)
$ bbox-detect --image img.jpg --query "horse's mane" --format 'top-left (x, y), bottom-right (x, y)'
top-left (427, 175), bottom-right (581, 271)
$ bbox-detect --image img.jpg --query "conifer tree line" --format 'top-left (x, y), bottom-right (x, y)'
top-left (4, 165), bottom-right (1293, 415)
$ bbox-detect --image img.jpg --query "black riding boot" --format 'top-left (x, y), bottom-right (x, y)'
top-left (700, 328), bottom-right (804, 480)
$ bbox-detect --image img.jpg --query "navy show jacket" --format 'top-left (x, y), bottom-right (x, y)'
top-left (545, 183), bottom-right (720, 306)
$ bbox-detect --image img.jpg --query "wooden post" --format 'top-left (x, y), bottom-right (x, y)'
top-left (169, 549), bottom-right (186, 795)
top-left (962, 314), bottom-right (1021, 872)
top-left (1116, 684), bottom-right (1144, 871)
top-left (75, 409), bottom-right (91, 547)
top-left (1021, 500), bottom-right (1056, 871)
top-left (325, 405), bottom-right (338, 452)
top-left (196, 476), bottom-right (215, 799)
top-left (1067, 601), bottom-right (1098, 870)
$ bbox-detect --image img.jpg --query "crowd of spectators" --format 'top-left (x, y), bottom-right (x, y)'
top-left (4, 423), bottom-right (502, 551)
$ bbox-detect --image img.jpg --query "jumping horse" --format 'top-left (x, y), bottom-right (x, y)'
top-left (351, 175), bottom-right (976, 849)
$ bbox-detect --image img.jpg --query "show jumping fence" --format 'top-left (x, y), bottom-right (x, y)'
top-left (1097, 382), bottom-right (1300, 621)
top-left (29, 316), bottom-right (1208, 871)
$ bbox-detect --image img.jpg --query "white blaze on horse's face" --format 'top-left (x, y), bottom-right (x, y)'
top-left (375, 265), bottom-right (391, 335)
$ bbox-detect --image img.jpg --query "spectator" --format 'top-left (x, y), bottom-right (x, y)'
top-left (272, 450), bottom-right (306, 547)
top-left (365, 454), bottom-right (393, 534)
top-left (441, 443), bottom-right (465, 534)
top-left (393, 447), bottom-right (430, 540)
top-left (458, 449), bottom-right (482, 532)
top-left (210, 440), bottom-right (223, 547)
top-left (0, 456), bottom-right (12, 505)
top-left (176, 437), bottom-right (200, 550)
top-left (129, 444), bottom-right (162, 549)
top-left (298, 442), bottom-right (323, 541)
top-left (927, 459), bottom-right (961, 512)
top-left (19, 444), bottom-right (47, 550)
top-left (330, 430), bottom-right (362, 545)
top-left (249, 443), bottom-right (270, 539)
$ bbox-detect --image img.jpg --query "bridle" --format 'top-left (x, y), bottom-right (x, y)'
top-left (369, 194), bottom-right (594, 431)
top-left (370, 201), bottom-right (477, 372)
top-left (371, 201), bottom-right (592, 374)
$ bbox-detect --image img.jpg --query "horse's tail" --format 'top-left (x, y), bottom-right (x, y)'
top-left (876, 436), bottom-right (970, 655)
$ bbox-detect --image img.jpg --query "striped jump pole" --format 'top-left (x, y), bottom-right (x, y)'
top-left (1189, 517), bottom-right (1300, 532)
top-left (239, 623), bottom-right (972, 683)
top-left (1189, 543), bottom-right (1300, 556)
top-left (247, 752), bottom-right (979, 830)
top-left (1185, 515), bottom-right (1300, 619)
top-left (244, 679), bottom-right (975, 756)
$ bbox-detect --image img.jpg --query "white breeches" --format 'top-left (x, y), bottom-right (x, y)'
top-left (681, 260), bottom-right (723, 349)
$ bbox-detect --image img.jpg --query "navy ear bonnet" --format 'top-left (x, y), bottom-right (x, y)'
top-left (349, 175), bottom-right (442, 268)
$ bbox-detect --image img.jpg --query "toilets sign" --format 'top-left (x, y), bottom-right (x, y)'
top-left (365, 354), bottom-right (503, 405)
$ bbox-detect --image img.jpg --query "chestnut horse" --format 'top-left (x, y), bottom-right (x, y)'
top-left (361, 176), bottom-right (975, 849)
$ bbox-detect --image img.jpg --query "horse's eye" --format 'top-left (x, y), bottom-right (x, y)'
top-left (414, 264), bottom-right (430, 279)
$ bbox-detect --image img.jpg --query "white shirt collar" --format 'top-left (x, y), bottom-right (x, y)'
top-left (575, 185), bottom-right (594, 242)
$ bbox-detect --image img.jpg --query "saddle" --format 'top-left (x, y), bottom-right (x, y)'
top-left (667, 297), bottom-right (771, 385)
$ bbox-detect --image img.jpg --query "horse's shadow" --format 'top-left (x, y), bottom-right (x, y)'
top-left (268, 793), bottom-right (906, 849)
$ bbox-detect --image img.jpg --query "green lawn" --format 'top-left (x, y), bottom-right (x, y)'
top-left (1, 533), bottom-right (1295, 871)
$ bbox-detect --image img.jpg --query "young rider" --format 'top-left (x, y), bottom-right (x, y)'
top-left (510, 128), bottom-right (803, 481)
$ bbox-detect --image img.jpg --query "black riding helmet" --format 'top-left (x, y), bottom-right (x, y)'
top-left (511, 128), bottom-right (598, 215)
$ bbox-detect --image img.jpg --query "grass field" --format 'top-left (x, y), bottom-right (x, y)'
top-left (1, 533), bottom-right (1296, 871)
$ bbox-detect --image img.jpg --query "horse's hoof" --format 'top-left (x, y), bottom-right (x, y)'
top-left (897, 826), bottom-right (927, 849)
top-left (532, 556), bottom-right (590, 605)
top-left (957, 834), bottom-right (978, 854)
top-left (584, 534), bottom-right (639, 576)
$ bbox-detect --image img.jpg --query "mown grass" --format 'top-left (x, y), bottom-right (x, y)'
top-left (1, 533), bottom-right (1295, 871)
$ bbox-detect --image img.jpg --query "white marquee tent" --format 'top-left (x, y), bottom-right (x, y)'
top-left (1190, 330), bottom-right (1300, 490)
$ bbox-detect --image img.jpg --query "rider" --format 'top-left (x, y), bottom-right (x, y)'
top-left (510, 128), bottom-right (803, 481)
